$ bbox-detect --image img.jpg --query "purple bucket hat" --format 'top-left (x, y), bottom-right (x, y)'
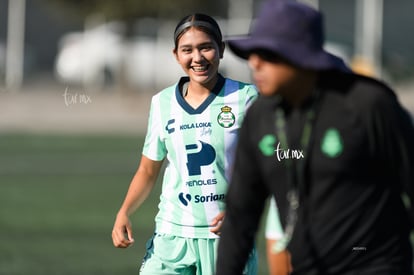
top-left (227, 0), bottom-right (350, 72)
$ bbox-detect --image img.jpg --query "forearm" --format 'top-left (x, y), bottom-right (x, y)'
top-left (117, 156), bottom-right (163, 217)
top-left (266, 239), bottom-right (292, 275)
top-left (112, 155), bottom-right (162, 248)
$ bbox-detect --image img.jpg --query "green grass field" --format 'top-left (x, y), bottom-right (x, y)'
top-left (0, 133), bottom-right (269, 275)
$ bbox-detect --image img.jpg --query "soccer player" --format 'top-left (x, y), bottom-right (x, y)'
top-left (111, 13), bottom-right (258, 274)
top-left (216, 0), bottom-right (414, 274)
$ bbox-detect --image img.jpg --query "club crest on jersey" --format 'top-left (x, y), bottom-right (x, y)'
top-left (217, 105), bottom-right (235, 128)
top-left (321, 128), bottom-right (343, 158)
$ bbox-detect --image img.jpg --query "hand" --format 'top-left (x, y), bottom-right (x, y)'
top-left (112, 213), bottom-right (135, 248)
top-left (210, 211), bottom-right (225, 235)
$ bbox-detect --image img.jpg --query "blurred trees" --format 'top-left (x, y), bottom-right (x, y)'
top-left (43, 0), bottom-right (231, 90)
top-left (45, 0), bottom-right (228, 35)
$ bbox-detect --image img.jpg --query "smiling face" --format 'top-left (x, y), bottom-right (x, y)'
top-left (174, 27), bottom-right (224, 89)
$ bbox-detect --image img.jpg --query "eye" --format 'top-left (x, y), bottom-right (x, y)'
top-left (200, 45), bottom-right (213, 51)
top-left (180, 47), bottom-right (192, 54)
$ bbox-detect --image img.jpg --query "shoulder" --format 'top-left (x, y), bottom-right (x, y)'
top-left (318, 72), bottom-right (414, 138)
top-left (244, 95), bottom-right (278, 122)
top-left (150, 83), bottom-right (178, 103)
top-left (348, 73), bottom-right (395, 103)
top-left (224, 77), bottom-right (258, 93)
top-left (157, 82), bottom-right (178, 96)
top-left (223, 78), bottom-right (259, 108)
top-left (319, 71), bottom-right (398, 112)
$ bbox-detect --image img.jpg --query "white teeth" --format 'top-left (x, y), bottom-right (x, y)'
top-left (192, 66), bottom-right (207, 72)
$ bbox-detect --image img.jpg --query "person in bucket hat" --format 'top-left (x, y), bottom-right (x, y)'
top-left (216, 0), bottom-right (414, 274)
top-left (227, 0), bottom-right (350, 73)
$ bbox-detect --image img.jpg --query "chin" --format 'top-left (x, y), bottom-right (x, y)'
top-left (194, 73), bottom-right (215, 83)
top-left (258, 88), bottom-right (275, 96)
top-left (257, 87), bottom-right (271, 96)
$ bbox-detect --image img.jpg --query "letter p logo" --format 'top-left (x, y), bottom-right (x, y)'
top-left (186, 141), bottom-right (216, 176)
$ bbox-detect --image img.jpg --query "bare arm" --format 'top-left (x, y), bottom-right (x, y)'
top-left (266, 239), bottom-right (292, 275)
top-left (111, 155), bottom-right (163, 248)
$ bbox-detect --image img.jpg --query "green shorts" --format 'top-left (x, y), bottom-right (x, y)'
top-left (139, 233), bottom-right (257, 275)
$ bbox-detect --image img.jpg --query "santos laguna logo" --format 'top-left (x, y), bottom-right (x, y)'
top-left (178, 192), bottom-right (225, 206)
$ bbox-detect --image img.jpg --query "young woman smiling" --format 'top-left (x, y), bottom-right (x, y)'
top-left (112, 13), bottom-right (258, 275)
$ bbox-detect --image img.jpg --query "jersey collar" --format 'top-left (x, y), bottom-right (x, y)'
top-left (175, 74), bottom-right (225, 115)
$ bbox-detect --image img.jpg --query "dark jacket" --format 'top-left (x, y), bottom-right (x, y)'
top-left (216, 71), bottom-right (414, 275)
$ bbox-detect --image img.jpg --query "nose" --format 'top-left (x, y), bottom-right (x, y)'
top-left (192, 49), bottom-right (204, 62)
top-left (248, 54), bottom-right (261, 70)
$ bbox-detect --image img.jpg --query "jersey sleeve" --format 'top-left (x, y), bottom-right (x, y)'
top-left (142, 95), bottom-right (167, 161)
top-left (245, 84), bottom-right (259, 110)
top-left (265, 197), bottom-right (284, 240)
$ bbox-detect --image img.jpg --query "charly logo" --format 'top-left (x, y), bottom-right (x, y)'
top-left (178, 192), bottom-right (192, 206)
top-left (321, 128), bottom-right (343, 158)
top-left (217, 106), bottom-right (235, 128)
top-left (258, 134), bottom-right (277, 156)
top-left (165, 119), bottom-right (175, 134)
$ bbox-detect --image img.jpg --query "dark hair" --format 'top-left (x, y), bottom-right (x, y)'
top-left (173, 13), bottom-right (223, 49)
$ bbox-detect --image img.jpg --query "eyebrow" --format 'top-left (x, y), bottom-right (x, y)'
top-left (178, 41), bottom-right (215, 49)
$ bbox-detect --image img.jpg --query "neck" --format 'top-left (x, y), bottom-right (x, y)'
top-left (184, 77), bottom-right (218, 109)
top-left (187, 83), bottom-right (212, 96)
top-left (188, 75), bottom-right (218, 95)
top-left (281, 71), bottom-right (318, 108)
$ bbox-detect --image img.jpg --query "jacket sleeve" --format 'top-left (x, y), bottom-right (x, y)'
top-left (216, 106), bottom-right (269, 274)
top-left (369, 84), bottom-right (414, 221)
top-left (387, 100), bottom-right (414, 221)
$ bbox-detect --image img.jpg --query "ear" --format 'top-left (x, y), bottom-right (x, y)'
top-left (173, 48), bottom-right (180, 63)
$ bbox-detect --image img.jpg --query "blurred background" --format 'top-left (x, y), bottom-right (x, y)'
top-left (0, 0), bottom-right (413, 274)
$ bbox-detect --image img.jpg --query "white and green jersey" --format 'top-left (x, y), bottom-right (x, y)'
top-left (143, 75), bottom-right (258, 238)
